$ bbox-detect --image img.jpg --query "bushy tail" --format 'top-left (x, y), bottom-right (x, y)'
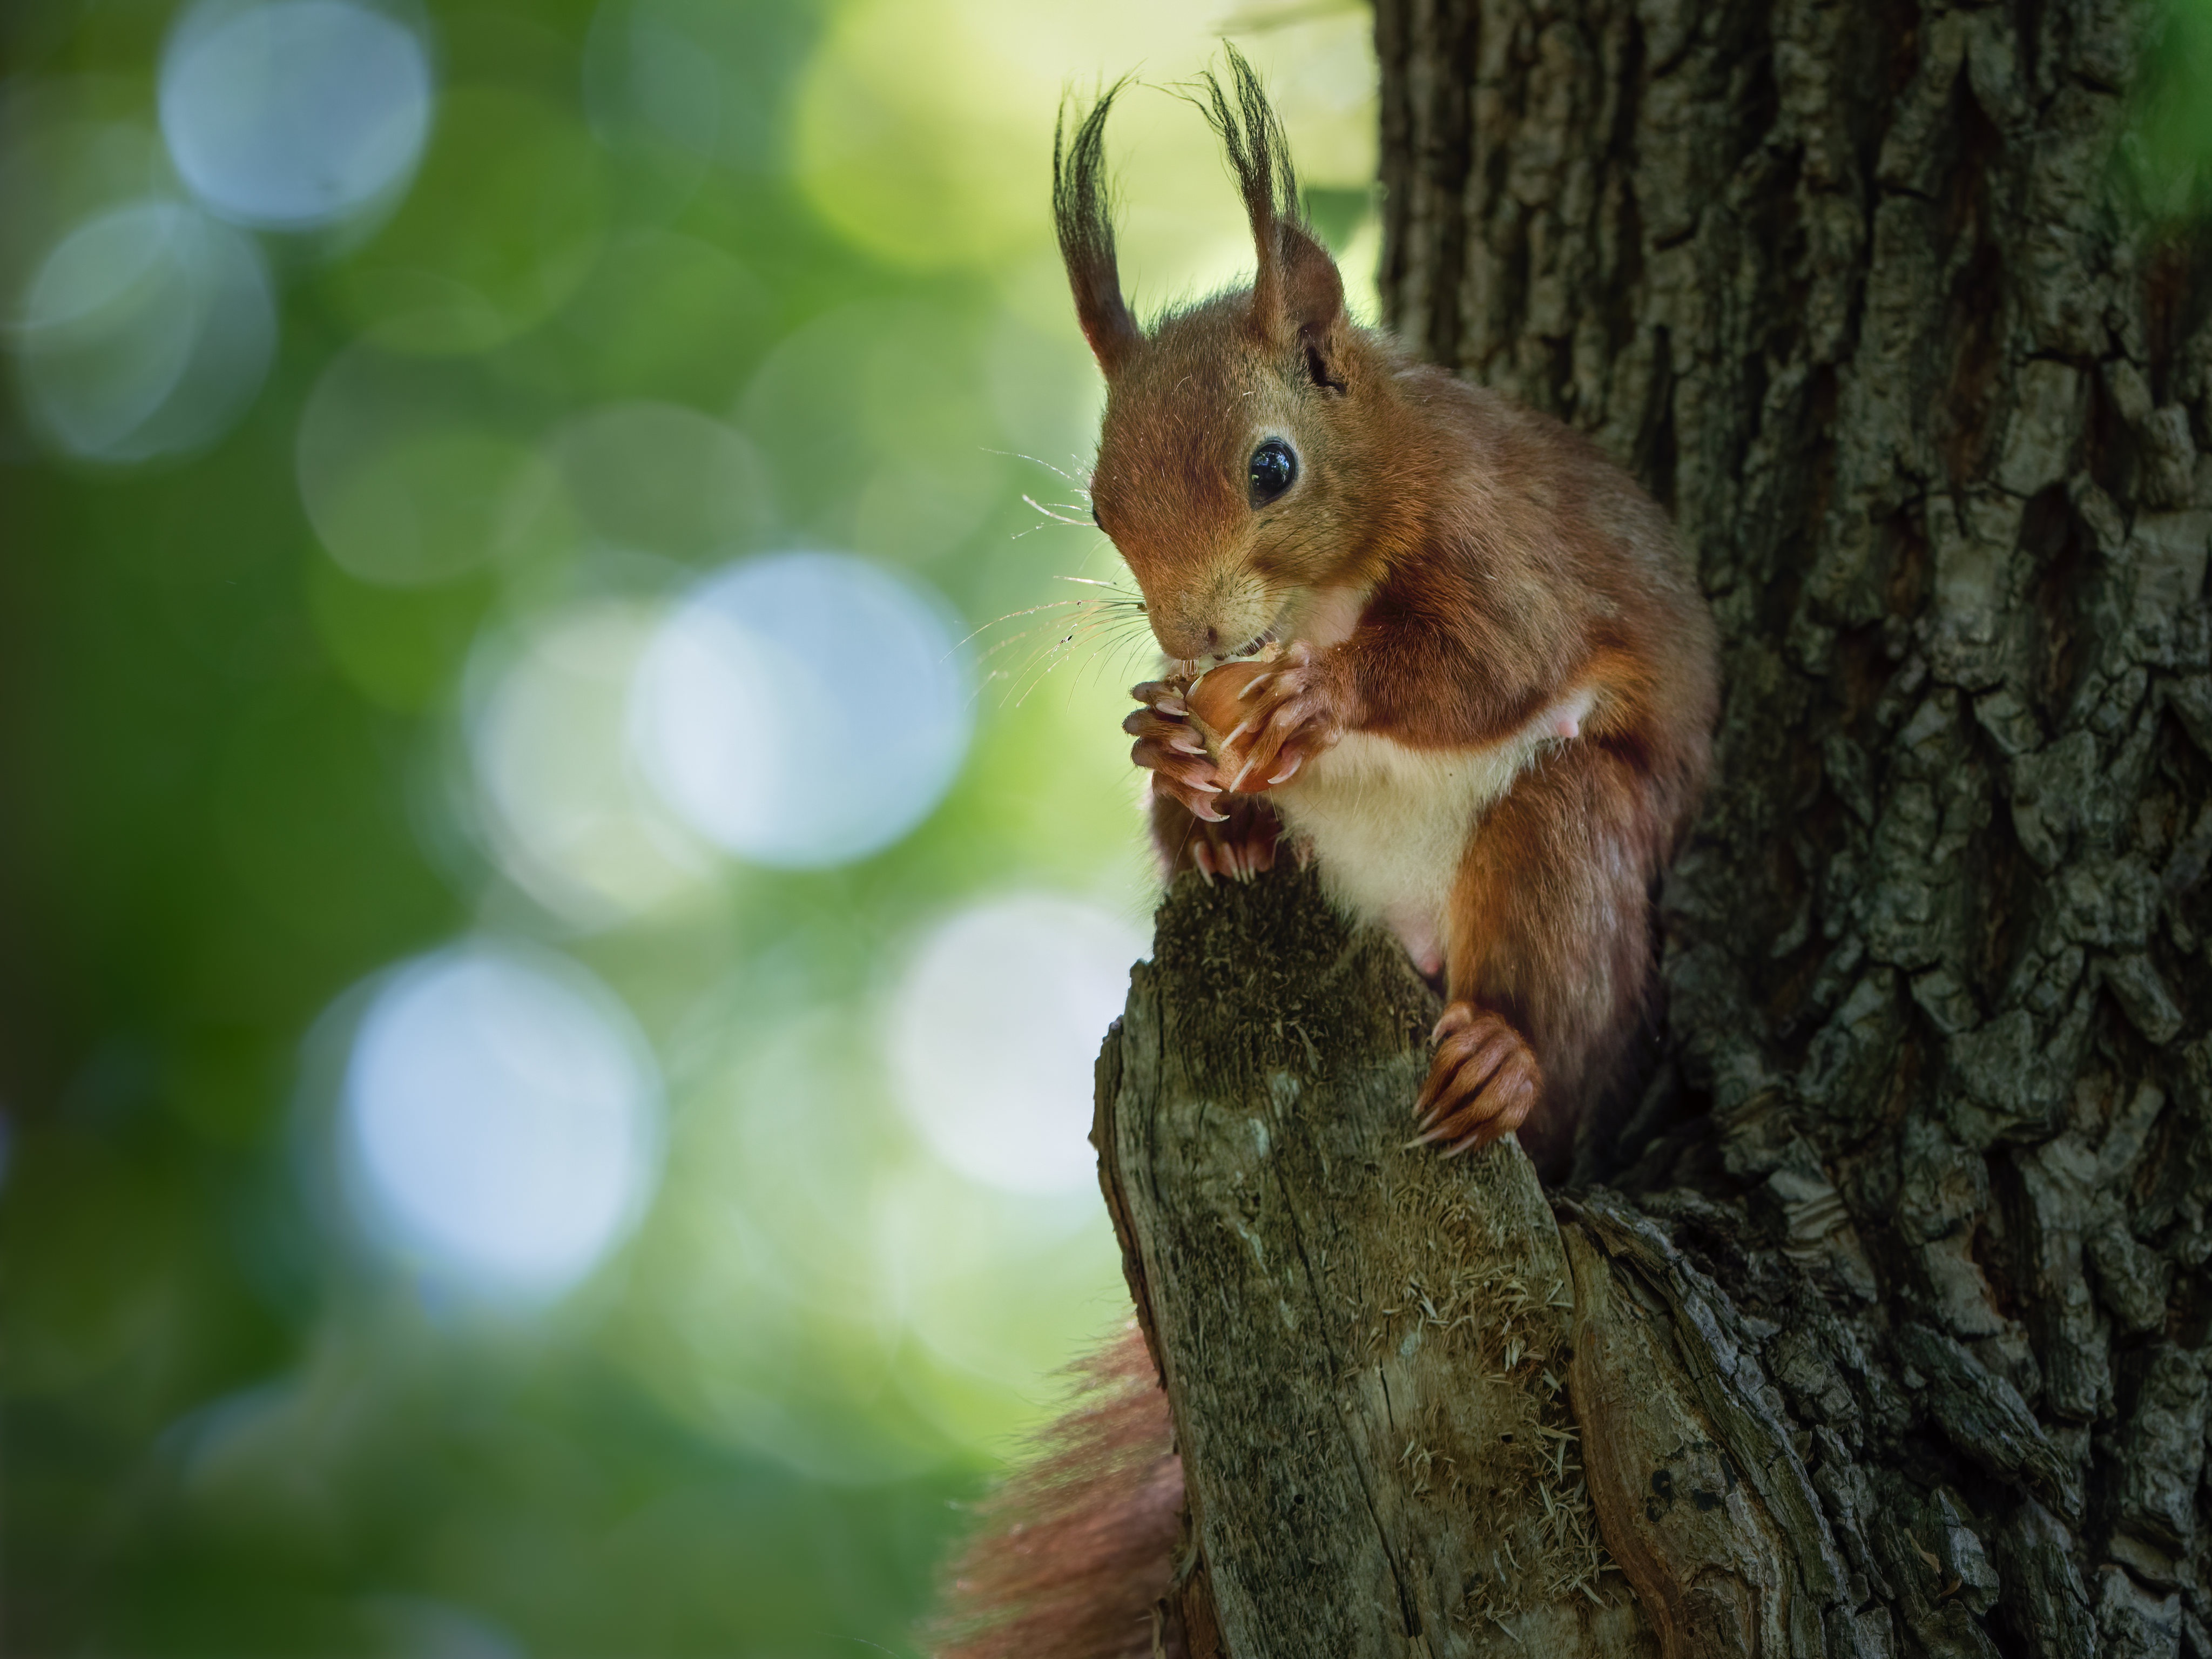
top-left (926, 1321), bottom-right (1183, 1659)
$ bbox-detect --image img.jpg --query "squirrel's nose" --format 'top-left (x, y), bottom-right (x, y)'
top-left (1147, 606), bottom-right (1218, 663)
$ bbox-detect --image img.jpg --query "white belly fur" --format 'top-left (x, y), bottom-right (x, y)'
top-left (1270, 702), bottom-right (1584, 977)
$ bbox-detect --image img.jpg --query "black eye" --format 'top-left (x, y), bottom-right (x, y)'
top-left (1247, 439), bottom-right (1298, 508)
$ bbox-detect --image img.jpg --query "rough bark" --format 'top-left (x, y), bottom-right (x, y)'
top-left (1104, 0), bottom-right (2212, 1653)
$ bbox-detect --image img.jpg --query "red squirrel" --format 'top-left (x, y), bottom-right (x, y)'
top-left (1102, 62), bottom-right (1716, 1174)
top-left (930, 53), bottom-right (1716, 1658)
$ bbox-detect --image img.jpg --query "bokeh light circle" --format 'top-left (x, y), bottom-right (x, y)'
top-left (295, 343), bottom-right (571, 587)
top-left (583, 0), bottom-right (724, 161)
top-left (160, 0), bottom-right (433, 230)
top-left (468, 601), bottom-right (711, 928)
top-left (326, 86), bottom-right (609, 355)
top-left (16, 198), bottom-right (275, 463)
top-left (338, 942), bottom-right (664, 1303)
top-left (629, 552), bottom-right (972, 868)
top-left (550, 401), bottom-right (771, 559)
top-left (891, 894), bottom-right (1144, 1194)
top-left (0, 106), bottom-right (178, 339)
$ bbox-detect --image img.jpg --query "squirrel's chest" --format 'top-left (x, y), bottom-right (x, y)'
top-left (1271, 730), bottom-right (1549, 969)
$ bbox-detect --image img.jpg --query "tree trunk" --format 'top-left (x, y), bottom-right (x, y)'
top-left (1101, 1), bottom-right (2212, 1653)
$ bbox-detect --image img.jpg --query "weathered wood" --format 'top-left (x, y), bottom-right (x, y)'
top-left (1097, 872), bottom-right (1655, 1656)
top-left (1563, 1194), bottom-right (1865, 1658)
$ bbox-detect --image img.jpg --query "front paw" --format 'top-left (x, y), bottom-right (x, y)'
top-left (1126, 679), bottom-right (1227, 822)
top-left (1203, 641), bottom-right (1346, 793)
top-left (1410, 1003), bottom-right (1541, 1157)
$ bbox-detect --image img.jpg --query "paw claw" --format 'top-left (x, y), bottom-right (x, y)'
top-left (1171, 797), bottom-right (1283, 885)
top-left (1410, 1004), bottom-right (1541, 1161)
top-left (1196, 647), bottom-right (1344, 802)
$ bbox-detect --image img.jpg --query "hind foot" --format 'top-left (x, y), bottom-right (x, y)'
top-left (1410, 1003), bottom-right (1541, 1157)
top-left (1149, 783), bottom-right (1283, 882)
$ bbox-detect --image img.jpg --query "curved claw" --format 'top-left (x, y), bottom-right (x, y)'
top-left (1409, 1002), bottom-right (1541, 1158)
top-left (1130, 733), bottom-right (1224, 824)
top-left (1212, 644), bottom-right (1343, 797)
top-left (1130, 679), bottom-right (1189, 715)
top-left (1124, 705), bottom-right (1206, 754)
top-left (1129, 676), bottom-right (1223, 820)
top-left (1165, 795), bottom-right (1283, 885)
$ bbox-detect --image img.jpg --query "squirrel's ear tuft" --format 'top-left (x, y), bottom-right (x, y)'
top-left (1054, 83), bottom-right (1141, 376)
top-left (1197, 45), bottom-right (1348, 381)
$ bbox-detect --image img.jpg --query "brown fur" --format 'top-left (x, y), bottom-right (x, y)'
top-left (934, 47), bottom-right (1717, 1656)
top-left (927, 1324), bottom-right (1180, 1659)
top-left (1442, 736), bottom-right (1678, 1173)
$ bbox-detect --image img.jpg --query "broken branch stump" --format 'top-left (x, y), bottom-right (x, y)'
top-left (1094, 871), bottom-right (1651, 1655)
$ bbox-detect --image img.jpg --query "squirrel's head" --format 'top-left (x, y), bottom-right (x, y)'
top-left (1056, 51), bottom-right (1398, 668)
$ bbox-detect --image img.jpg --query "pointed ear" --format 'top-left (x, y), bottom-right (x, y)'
top-left (1277, 220), bottom-right (1348, 389)
top-left (1054, 84), bottom-right (1141, 376)
top-left (1198, 46), bottom-right (1348, 385)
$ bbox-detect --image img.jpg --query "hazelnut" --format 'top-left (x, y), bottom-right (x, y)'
top-left (1185, 660), bottom-right (1273, 756)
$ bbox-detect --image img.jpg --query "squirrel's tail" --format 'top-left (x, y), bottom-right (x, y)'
top-left (926, 1320), bottom-right (1183, 1659)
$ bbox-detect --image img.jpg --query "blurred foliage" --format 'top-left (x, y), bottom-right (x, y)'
top-left (2127, 0), bottom-right (2212, 224)
top-left (0, 0), bottom-right (1375, 1651)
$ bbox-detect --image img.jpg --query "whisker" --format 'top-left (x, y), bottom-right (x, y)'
top-left (955, 596), bottom-right (1102, 650)
top-left (1076, 624), bottom-right (1155, 663)
top-left (973, 627), bottom-right (1068, 666)
top-left (995, 604), bottom-right (1126, 709)
top-left (961, 602), bottom-right (1128, 703)
top-left (983, 448), bottom-right (1094, 491)
top-left (954, 549), bottom-right (1154, 715)
top-left (1022, 493), bottom-right (1094, 527)
top-left (1074, 615), bottom-right (1161, 694)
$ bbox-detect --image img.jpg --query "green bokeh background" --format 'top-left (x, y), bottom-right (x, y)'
top-left (0, 0), bottom-right (1377, 1651)
top-left (8, 0), bottom-right (2211, 1651)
